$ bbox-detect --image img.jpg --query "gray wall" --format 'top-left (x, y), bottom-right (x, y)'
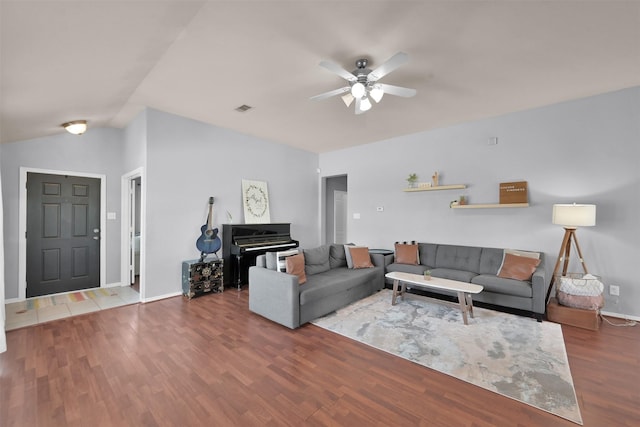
top-left (122, 109), bottom-right (147, 173)
top-left (319, 87), bottom-right (640, 318)
top-left (142, 109), bottom-right (320, 299)
top-left (1, 129), bottom-right (124, 298)
top-left (3, 87), bottom-right (638, 318)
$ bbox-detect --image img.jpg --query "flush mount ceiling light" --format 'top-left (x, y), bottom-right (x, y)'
top-left (310, 52), bottom-right (416, 115)
top-left (61, 120), bottom-right (87, 135)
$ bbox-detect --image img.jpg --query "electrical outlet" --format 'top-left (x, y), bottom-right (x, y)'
top-left (609, 285), bottom-right (620, 296)
top-left (376, 206), bottom-right (384, 212)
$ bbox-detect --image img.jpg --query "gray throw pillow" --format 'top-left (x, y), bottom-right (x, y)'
top-left (303, 245), bottom-right (331, 275)
top-left (329, 244), bottom-right (348, 268)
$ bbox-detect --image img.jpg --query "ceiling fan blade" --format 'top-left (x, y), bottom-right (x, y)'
top-left (378, 83), bottom-right (417, 98)
top-left (310, 86), bottom-right (351, 101)
top-left (367, 52), bottom-right (409, 82)
top-left (319, 60), bottom-right (357, 82)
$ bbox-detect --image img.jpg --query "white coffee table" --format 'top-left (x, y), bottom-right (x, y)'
top-left (386, 271), bottom-right (484, 325)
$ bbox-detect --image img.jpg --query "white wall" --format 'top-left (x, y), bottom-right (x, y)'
top-left (320, 87), bottom-right (640, 318)
top-left (142, 109), bottom-right (320, 300)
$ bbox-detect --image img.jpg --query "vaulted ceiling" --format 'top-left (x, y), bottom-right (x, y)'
top-left (2, 1), bottom-right (639, 153)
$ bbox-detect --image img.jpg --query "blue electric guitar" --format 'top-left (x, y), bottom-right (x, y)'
top-left (196, 197), bottom-right (221, 259)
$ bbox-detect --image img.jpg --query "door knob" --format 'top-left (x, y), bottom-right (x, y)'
top-left (93, 228), bottom-right (100, 233)
top-left (93, 236), bottom-right (100, 240)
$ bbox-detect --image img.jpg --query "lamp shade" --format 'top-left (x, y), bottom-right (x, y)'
top-left (552, 204), bottom-right (596, 227)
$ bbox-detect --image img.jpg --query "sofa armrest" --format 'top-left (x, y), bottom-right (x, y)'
top-left (530, 256), bottom-right (548, 314)
top-left (248, 265), bottom-right (300, 329)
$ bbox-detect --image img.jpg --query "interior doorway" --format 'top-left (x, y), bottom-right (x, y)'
top-left (324, 175), bottom-right (348, 244)
top-left (121, 168), bottom-right (144, 301)
top-left (333, 190), bottom-right (348, 244)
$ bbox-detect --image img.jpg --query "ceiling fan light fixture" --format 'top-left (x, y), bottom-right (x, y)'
top-left (61, 120), bottom-right (87, 135)
top-left (350, 82), bottom-right (365, 98)
top-left (341, 93), bottom-right (354, 107)
top-left (360, 97), bottom-right (372, 112)
top-left (370, 84), bottom-right (384, 103)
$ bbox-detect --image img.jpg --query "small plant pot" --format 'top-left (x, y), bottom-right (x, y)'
top-left (424, 274), bottom-right (431, 281)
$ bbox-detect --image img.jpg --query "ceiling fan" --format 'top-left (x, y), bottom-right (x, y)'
top-left (310, 52), bottom-right (417, 114)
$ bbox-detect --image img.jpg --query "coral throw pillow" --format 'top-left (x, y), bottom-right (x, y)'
top-left (285, 253), bottom-right (307, 284)
top-left (395, 243), bottom-right (419, 265)
top-left (498, 253), bottom-right (541, 281)
top-left (349, 247), bottom-right (374, 269)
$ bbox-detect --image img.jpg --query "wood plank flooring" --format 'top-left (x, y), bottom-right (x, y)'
top-left (1, 290), bottom-right (638, 426)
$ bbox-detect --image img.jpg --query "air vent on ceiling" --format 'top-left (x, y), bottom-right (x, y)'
top-left (235, 104), bottom-right (253, 112)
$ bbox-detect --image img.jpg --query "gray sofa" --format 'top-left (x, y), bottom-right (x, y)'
top-left (384, 243), bottom-right (548, 320)
top-left (249, 244), bottom-right (385, 328)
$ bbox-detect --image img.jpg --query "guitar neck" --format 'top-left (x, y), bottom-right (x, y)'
top-left (207, 197), bottom-right (214, 231)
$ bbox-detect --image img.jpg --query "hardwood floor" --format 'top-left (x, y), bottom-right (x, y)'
top-left (1, 290), bottom-right (638, 426)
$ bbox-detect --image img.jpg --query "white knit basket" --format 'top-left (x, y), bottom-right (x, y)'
top-left (557, 273), bottom-right (603, 297)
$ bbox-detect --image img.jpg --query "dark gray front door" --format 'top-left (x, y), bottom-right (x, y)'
top-left (26, 173), bottom-right (101, 297)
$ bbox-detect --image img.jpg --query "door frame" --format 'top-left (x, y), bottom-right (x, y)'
top-left (18, 167), bottom-right (107, 301)
top-left (120, 167), bottom-right (145, 301)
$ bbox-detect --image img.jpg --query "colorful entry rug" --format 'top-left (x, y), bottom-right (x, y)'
top-left (25, 288), bottom-right (119, 310)
top-left (311, 289), bottom-right (583, 425)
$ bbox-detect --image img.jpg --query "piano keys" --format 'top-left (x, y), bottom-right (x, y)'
top-left (222, 223), bottom-right (298, 290)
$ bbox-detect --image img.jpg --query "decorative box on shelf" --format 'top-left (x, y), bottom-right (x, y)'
top-left (181, 258), bottom-right (223, 299)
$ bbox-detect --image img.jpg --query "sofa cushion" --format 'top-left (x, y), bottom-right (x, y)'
top-left (350, 247), bottom-right (374, 268)
top-left (472, 274), bottom-right (533, 298)
top-left (386, 262), bottom-right (429, 276)
top-left (303, 245), bottom-right (331, 275)
top-left (299, 267), bottom-right (381, 305)
top-left (418, 243), bottom-right (438, 267)
top-left (285, 253), bottom-right (307, 284)
top-left (395, 243), bottom-right (419, 265)
top-left (498, 253), bottom-right (541, 281)
top-left (329, 244), bottom-right (348, 268)
top-left (430, 268), bottom-right (477, 283)
top-left (478, 248), bottom-right (504, 275)
top-left (435, 245), bottom-right (481, 273)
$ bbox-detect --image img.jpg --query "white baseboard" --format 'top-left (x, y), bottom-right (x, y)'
top-left (142, 291), bottom-right (182, 304)
top-left (104, 282), bottom-right (124, 288)
top-left (600, 310), bottom-right (640, 322)
top-left (5, 297), bottom-right (20, 304)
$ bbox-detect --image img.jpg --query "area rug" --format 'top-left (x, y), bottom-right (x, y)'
top-left (25, 288), bottom-right (118, 310)
top-left (311, 289), bottom-right (583, 425)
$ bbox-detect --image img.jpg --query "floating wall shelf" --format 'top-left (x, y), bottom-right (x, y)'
top-left (403, 184), bottom-right (466, 192)
top-left (450, 203), bottom-right (529, 209)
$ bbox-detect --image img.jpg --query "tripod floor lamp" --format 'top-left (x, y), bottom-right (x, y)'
top-left (546, 203), bottom-right (597, 304)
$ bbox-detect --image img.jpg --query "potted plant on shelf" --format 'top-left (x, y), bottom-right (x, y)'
top-left (407, 173), bottom-right (418, 188)
top-left (424, 270), bottom-right (431, 280)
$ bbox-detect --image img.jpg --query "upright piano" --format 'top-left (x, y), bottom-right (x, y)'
top-left (222, 223), bottom-right (298, 290)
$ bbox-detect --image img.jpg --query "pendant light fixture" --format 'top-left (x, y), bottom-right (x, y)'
top-left (61, 120), bottom-right (87, 135)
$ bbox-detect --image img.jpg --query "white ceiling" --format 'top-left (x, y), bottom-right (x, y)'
top-left (2, 1), bottom-right (639, 153)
